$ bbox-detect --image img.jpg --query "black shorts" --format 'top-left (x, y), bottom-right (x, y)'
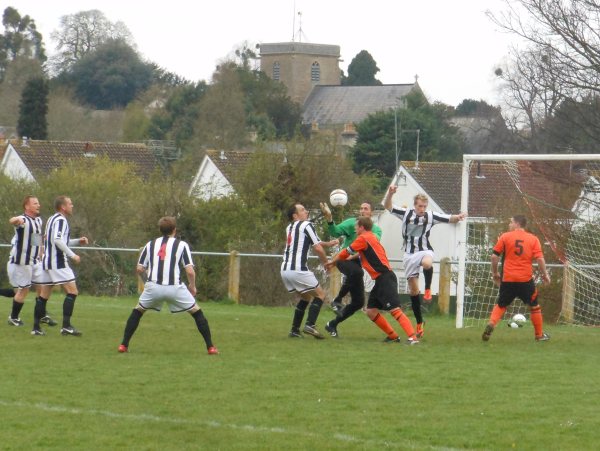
top-left (367, 271), bottom-right (401, 310)
top-left (497, 279), bottom-right (538, 307)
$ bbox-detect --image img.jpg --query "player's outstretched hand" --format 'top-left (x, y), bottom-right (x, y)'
top-left (319, 202), bottom-right (332, 222)
top-left (79, 237), bottom-right (89, 245)
top-left (70, 254), bottom-right (81, 264)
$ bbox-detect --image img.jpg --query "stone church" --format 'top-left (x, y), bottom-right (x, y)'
top-left (259, 41), bottom-right (420, 146)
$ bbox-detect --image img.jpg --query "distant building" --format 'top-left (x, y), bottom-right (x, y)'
top-left (0, 139), bottom-right (159, 182)
top-left (302, 84), bottom-right (420, 146)
top-left (259, 40), bottom-right (421, 147)
top-left (259, 42), bottom-right (341, 104)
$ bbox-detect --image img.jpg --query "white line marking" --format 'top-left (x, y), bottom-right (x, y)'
top-left (0, 399), bottom-right (458, 450)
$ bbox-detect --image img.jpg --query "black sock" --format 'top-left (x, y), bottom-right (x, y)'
top-left (33, 297), bottom-right (47, 329)
top-left (306, 297), bottom-right (323, 326)
top-left (0, 288), bottom-right (15, 298)
top-left (411, 295), bottom-right (423, 324)
top-left (424, 267), bottom-right (433, 290)
top-left (122, 309), bottom-right (143, 347)
top-left (10, 299), bottom-right (24, 319)
top-left (62, 294), bottom-right (77, 328)
top-left (192, 309), bottom-right (213, 348)
top-left (292, 300), bottom-right (309, 330)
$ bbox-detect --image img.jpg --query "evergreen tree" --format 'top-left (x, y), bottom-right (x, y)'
top-left (17, 76), bottom-right (48, 139)
top-left (342, 50), bottom-right (382, 86)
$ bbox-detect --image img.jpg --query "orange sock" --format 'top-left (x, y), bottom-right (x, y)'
top-left (530, 305), bottom-right (543, 336)
top-left (390, 308), bottom-right (416, 338)
top-left (489, 305), bottom-right (507, 326)
top-left (372, 312), bottom-right (398, 339)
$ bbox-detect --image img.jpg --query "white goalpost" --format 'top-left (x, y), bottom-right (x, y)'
top-left (456, 154), bottom-right (600, 328)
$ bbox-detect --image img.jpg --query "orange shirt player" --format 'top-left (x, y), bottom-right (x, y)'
top-left (482, 215), bottom-right (551, 342)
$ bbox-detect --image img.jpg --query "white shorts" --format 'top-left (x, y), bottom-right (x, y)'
top-left (403, 250), bottom-right (435, 279)
top-left (7, 262), bottom-right (43, 289)
top-left (36, 266), bottom-right (76, 285)
top-left (138, 281), bottom-right (196, 313)
top-left (280, 270), bottom-right (320, 293)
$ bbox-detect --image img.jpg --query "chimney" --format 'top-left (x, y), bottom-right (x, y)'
top-left (22, 136), bottom-right (29, 147)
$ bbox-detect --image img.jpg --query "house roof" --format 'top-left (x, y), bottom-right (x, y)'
top-left (205, 150), bottom-right (259, 189)
top-left (401, 161), bottom-right (521, 218)
top-left (302, 84), bottom-right (416, 126)
top-left (6, 140), bottom-right (159, 179)
top-left (401, 160), bottom-right (588, 219)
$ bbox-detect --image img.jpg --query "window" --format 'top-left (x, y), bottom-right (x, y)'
top-left (311, 62), bottom-right (320, 81)
top-left (272, 62), bottom-right (280, 80)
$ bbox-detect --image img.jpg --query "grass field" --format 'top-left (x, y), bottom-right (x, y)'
top-left (1, 296), bottom-right (599, 450)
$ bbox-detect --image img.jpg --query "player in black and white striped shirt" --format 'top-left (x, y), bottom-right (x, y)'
top-left (36, 196), bottom-right (89, 336)
top-left (281, 203), bottom-right (332, 339)
top-left (6, 196), bottom-right (56, 328)
top-left (118, 216), bottom-right (218, 355)
top-left (384, 185), bottom-right (466, 338)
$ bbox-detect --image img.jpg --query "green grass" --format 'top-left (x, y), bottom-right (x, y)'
top-left (1, 296), bottom-right (599, 450)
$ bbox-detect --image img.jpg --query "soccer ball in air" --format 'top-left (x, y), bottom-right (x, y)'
top-left (508, 313), bottom-right (527, 328)
top-left (329, 189), bottom-right (348, 207)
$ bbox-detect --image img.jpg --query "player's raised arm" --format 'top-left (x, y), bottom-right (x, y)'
top-left (449, 212), bottom-right (468, 223)
top-left (383, 185), bottom-right (397, 211)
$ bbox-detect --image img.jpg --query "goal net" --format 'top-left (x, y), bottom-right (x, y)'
top-left (456, 154), bottom-right (600, 328)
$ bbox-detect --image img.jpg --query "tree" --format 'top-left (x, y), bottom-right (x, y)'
top-left (0, 56), bottom-right (43, 126)
top-left (0, 7), bottom-right (45, 80)
top-left (342, 50), bottom-right (382, 86)
top-left (148, 81), bottom-right (208, 146)
top-left (352, 90), bottom-right (464, 185)
top-left (17, 76), bottom-right (48, 139)
top-left (489, 0), bottom-right (600, 152)
top-left (455, 99), bottom-right (501, 118)
top-left (193, 62), bottom-right (247, 149)
top-left (66, 39), bottom-right (153, 109)
top-left (50, 9), bottom-right (133, 75)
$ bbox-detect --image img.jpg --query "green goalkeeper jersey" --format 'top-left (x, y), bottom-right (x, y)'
top-left (327, 217), bottom-right (382, 248)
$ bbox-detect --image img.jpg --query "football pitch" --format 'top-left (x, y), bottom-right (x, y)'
top-left (1, 296), bottom-right (598, 450)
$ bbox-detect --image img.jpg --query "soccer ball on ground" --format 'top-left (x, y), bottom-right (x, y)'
top-left (508, 313), bottom-right (527, 328)
top-left (329, 189), bottom-right (348, 207)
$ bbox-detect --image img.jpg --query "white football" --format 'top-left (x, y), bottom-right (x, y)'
top-left (512, 313), bottom-right (527, 327)
top-left (329, 189), bottom-right (348, 207)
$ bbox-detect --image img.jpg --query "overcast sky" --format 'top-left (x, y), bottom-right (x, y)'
top-left (7, 0), bottom-right (524, 107)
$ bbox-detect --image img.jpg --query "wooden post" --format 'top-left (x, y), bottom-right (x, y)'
top-left (562, 263), bottom-right (575, 323)
top-left (438, 257), bottom-right (451, 315)
top-left (228, 250), bottom-right (240, 304)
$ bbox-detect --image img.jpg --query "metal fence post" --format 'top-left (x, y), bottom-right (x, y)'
top-left (228, 250), bottom-right (240, 304)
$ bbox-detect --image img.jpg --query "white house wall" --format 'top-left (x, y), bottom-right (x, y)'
top-left (189, 156), bottom-right (235, 200)
top-left (0, 145), bottom-right (35, 182)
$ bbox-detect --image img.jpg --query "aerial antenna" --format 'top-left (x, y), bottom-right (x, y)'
top-left (292, 0), bottom-right (296, 41)
top-left (292, 1), bottom-right (308, 42)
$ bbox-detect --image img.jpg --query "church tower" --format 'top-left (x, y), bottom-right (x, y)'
top-left (259, 42), bottom-right (341, 104)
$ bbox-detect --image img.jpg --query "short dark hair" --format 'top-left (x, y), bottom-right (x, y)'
top-left (287, 204), bottom-right (299, 222)
top-left (356, 216), bottom-right (373, 231)
top-left (54, 195), bottom-right (69, 211)
top-left (513, 215), bottom-right (527, 228)
top-left (158, 216), bottom-right (177, 235)
top-left (22, 195), bottom-right (36, 209)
